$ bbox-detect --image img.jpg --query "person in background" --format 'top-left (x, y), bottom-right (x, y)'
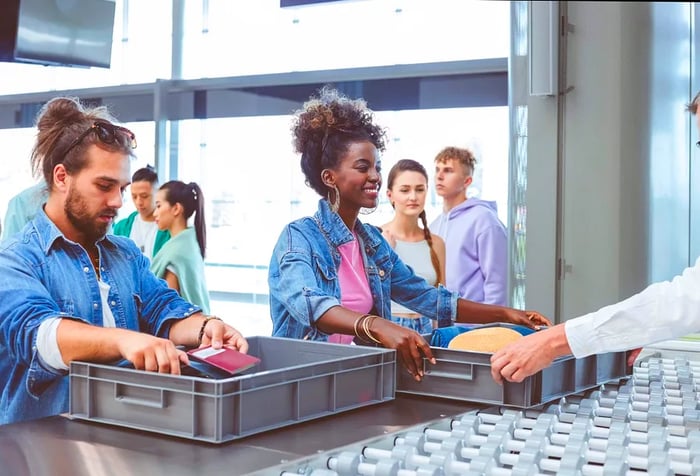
top-left (112, 165), bottom-right (170, 259)
top-left (1, 181), bottom-right (49, 240)
top-left (490, 93), bottom-right (700, 385)
top-left (268, 86), bottom-right (551, 379)
top-left (0, 97), bottom-right (246, 425)
top-left (150, 180), bottom-right (210, 314)
top-left (430, 146), bottom-right (508, 305)
top-left (381, 159), bottom-right (445, 334)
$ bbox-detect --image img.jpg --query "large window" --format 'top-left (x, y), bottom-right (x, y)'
top-left (171, 105), bottom-right (508, 335)
top-left (181, 0), bottom-right (509, 78)
top-left (0, 0), bottom-right (511, 336)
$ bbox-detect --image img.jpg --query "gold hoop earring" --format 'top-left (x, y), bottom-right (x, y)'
top-left (328, 184), bottom-right (340, 213)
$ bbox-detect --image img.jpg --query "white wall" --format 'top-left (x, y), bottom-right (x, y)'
top-left (522, 2), bottom-right (693, 322)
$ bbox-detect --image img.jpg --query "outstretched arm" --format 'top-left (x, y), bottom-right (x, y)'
top-left (56, 319), bottom-right (187, 374)
top-left (455, 298), bottom-right (552, 328)
top-left (490, 324), bottom-right (571, 384)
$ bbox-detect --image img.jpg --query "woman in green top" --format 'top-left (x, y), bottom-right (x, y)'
top-left (151, 180), bottom-right (210, 314)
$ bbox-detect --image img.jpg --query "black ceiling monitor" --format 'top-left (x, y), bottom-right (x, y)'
top-left (0, 0), bottom-right (116, 68)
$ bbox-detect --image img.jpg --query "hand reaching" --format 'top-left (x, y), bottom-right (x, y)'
top-left (501, 308), bottom-right (552, 329)
top-left (490, 324), bottom-right (570, 384)
top-left (116, 329), bottom-right (187, 375)
top-left (199, 318), bottom-right (249, 354)
top-left (369, 318), bottom-right (434, 381)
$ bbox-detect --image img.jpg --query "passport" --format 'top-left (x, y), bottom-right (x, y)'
top-left (187, 346), bottom-right (261, 375)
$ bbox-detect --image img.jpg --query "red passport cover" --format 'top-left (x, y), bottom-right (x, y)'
top-left (187, 346), bottom-right (261, 375)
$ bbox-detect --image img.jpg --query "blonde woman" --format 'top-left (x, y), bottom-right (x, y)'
top-left (381, 159), bottom-right (446, 333)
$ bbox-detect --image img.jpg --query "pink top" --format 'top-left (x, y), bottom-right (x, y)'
top-left (328, 234), bottom-right (373, 345)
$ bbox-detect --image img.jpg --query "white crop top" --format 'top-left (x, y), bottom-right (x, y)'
top-left (391, 239), bottom-right (437, 314)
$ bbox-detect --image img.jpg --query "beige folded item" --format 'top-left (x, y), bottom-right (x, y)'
top-left (447, 327), bottom-right (523, 352)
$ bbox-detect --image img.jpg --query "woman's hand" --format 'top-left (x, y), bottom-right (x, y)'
top-left (501, 308), bottom-right (552, 329)
top-left (369, 318), bottom-right (434, 381)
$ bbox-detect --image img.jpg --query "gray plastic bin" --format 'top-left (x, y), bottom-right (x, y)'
top-left (69, 336), bottom-right (396, 443)
top-left (397, 325), bottom-right (630, 408)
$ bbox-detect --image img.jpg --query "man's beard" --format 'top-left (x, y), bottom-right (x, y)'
top-left (65, 186), bottom-right (115, 244)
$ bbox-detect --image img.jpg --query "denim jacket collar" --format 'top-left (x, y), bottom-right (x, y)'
top-left (34, 206), bottom-right (118, 255)
top-left (313, 199), bottom-right (383, 254)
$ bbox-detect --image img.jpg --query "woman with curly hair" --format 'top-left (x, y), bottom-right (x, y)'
top-left (268, 86), bottom-right (551, 380)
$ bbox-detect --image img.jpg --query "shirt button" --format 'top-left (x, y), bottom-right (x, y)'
top-left (93, 303), bottom-right (99, 309)
top-left (379, 270), bottom-right (385, 277)
top-left (110, 301), bottom-right (116, 306)
top-left (83, 266), bottom-right (90, 273)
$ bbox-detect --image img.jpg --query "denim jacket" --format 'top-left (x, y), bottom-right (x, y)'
top-left (269, 199), bottom-right (458, 341)
top-left (0, 208), bottom-right (201, 424)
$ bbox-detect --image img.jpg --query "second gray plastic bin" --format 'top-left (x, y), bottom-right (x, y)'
top-left (69, 336), bottom-right (396, 443)
top-left (397, 324), bottom-right (630, 408)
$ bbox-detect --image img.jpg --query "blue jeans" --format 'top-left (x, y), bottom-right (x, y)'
top-left (389, 315), bottom-right (434, 334)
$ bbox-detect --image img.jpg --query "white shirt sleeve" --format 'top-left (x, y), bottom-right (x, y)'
top-left (565, 257), bottom-right (700, 358)
top-left (36, 317), bottom-right (69, 371)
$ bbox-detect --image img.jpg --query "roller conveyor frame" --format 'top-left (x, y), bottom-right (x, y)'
top-left (256, 356), bottom-right (700, 476)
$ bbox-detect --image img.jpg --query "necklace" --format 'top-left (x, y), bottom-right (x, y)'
top-left (89, 252), bottom-right (101, 279)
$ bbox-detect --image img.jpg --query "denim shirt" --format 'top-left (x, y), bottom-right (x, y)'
top-left (269, 199), bottom-right (458, 341)
top-left (0, 208), bottom-right (201, 424)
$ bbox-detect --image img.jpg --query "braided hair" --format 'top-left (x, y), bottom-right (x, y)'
top-left (386, 159), bottom-right (442, 285)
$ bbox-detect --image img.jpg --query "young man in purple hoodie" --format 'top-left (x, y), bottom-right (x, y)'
top-left (429, 146), bottom-right (508, 305)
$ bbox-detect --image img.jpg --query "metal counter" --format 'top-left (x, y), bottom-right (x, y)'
top-left (0, 394), bottom-right (483, 476)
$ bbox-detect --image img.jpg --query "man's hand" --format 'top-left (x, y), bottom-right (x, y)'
top-left (116, 330), bottom-right (187, 375)
top-left (490, 324), bottom-right (570, 384)
top-left (200, 318), bottom-right (249, 354)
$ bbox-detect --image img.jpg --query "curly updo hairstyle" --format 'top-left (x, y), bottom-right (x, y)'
top-left (30, 97), bottom-right (134, 190)
top-left (292, 85), bottom-right (387, 196)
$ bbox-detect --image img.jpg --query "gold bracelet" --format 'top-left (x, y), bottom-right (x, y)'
top-left (362, 315), bottom-right (382, 345)
top-left (353, 313), bottom-right (372, 338)
top-left (197, 316), bottom-right (222, 346)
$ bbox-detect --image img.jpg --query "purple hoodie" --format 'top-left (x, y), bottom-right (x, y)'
top-left (430, 198), bottom-right (507, 305)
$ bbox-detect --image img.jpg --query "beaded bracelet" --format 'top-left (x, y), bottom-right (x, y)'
top-left (197, 316), bottom-right (223, 346)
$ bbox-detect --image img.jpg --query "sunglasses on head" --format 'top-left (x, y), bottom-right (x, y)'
top-left (62, 120), bottom-right (137, 161)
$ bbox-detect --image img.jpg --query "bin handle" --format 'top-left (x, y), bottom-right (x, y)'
top-left (114, 384), bottom-right (165, 409)
top-left (422, 358), bottom-right (474, 381)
